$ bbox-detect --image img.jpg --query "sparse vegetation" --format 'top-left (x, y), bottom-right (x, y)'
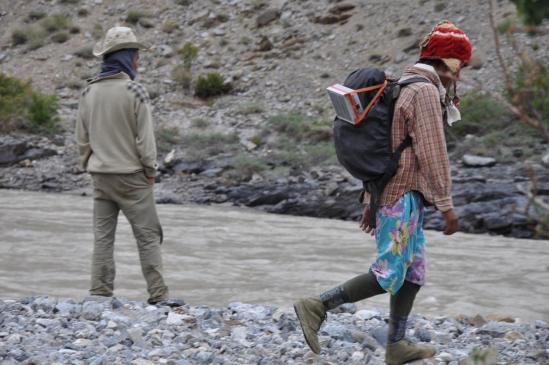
top-left (0, 73), bottom-right (59, 134)
top-left (227, 154), bottom-right (268, 181)
top-left (175, 0), bottom-right (193, 5)
top-left (51, 32), bottom-right (70, 43)
top-left (126, 10), bottom-right (148, 25)
top-left (156, 126), bottom-right (182, 152)
top-left (178, 43), bottom-right (199, 70)
top-left (268, 114), bottom-right (332, 142)
top-left (238, 102), bottom-right (264, 115)
top-left (73, 45), bottom-right (94, 59)
top-left (162, 20), bottom-right (179, 33)
top-left (194, 73), bottom-right (232, 99)
top-left (180, 132), bottom-right (239, 160)
top-left (40, 14), bottom-right (72, 33)
top-left (12, 14), bottom-right (74, 50)
top-left (450, 91), bottom-right (509, 138)
top-left (27, 10), bottom-right (46, 22)
top-left (171, 65), bottom-right (193, 90)
top-left (191, 118), bottom-right (210, 129)
top-left (92, 23), bottom-right (103, 40)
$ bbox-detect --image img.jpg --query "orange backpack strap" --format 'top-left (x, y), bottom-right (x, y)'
top-left (344, 80), bottom-right (388, 124)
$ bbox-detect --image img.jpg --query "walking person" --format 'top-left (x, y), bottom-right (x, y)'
top-left (76, 26), bottom-right (176, 305)
top-left (294, 21), bottom-right (471, 365)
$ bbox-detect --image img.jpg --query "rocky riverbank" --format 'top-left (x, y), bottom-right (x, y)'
top-left (1, 296), bottom-right (548, 365)
top-left (1, 133), bottom-right (548, 239)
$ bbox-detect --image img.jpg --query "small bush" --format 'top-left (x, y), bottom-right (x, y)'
top-left (194, 72), bottom-right (231, 99)
top-left (238, 102), bottom-right (264, 115)
top-left (73, 45), bottom-right (94, 59)
top-left (180, 132), bottom-right (239, 159)
top-left (156, 126), bottom-right (182, 152)
top-left (452, 91), bottom-right (508, 137)
top-left (0, 73), bottom-right (59, 134)
top-left (171, 65), bottom-right (192, 90)
top-left (126, 10), bottom-right (148, 24)
top-left (92, 23), bottom-right (103, 40)
top-left (41, 14), bottom-right (72, 33)
top-left (267, 114), bottom-right (332, 142)
top-left (59, 0), bottom-right (80, 3)
top-left (175, 0), bottom-right (193, 5)
top-left (11, 29), bottom-right (28, 46)
top-left (162, 20), bottom-right (179, 33)
top-left (28, 92), bottom-right (59, 133)
top-left (27, 10), bottom-right (47, 22)
top-left (230, 154), bottom-right (268, 180)
top-left (178, 42), bottom-right (199, 69)
top-left (69, 25), bottom-right (81, 34)
top-left (77, 7), bottom-right (89, 17)
top-left (191, 118), bottom-right (210, 129)
top-left (51, 32), bottom-right (70, 43)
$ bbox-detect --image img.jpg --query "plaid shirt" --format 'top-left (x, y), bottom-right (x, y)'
top-left (369, 65), bottom-right (453, 212)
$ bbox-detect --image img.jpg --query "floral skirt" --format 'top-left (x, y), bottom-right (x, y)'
top-left (370, 191), bottom-right (426, 295)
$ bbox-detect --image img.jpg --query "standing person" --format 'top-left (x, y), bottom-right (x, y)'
top-left (76, 26), bottom-right (176, 305)
top-left (294, 21), bottom-right (471, 365)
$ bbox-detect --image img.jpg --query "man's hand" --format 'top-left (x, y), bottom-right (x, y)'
top-left (359, 205), bottom-right (375, 235)
top-left (442, 209), bottom-right (459, 235)
top-left (147, 176), bottom-right (155, 185)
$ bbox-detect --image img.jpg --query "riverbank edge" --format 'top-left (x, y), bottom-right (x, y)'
top-left (1, 296), bottom-right (547, 365)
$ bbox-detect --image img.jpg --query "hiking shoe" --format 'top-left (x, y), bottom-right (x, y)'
top-left (147, 298), bottom-right (185, 307)
top-left (293, 297), bottom-right (326, 354)
top-left (385, 339), bottom-right (436, 365)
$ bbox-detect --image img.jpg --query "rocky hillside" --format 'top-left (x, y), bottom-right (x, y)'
top-left (0, 0), bottom-right (548, 238)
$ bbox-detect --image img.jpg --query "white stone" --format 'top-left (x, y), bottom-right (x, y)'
top-left (73, 338), bottom-right (93, 348)
top-left (166, 312), bottom-right (185, 325)
top-left (462, 154), bottom-right (497, 167)
top-left (351, 351), bottom-right (365, 361)
top-left (355, 309), bottom-right (379, 320)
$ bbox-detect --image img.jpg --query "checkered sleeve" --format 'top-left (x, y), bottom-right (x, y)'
top-left (127, 81), bottom-right (157, 177)
top-left (410, 84), bottom-right (453, 212)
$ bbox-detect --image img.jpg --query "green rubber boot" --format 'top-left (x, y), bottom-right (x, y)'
top-left (385, 339), bottom-right (436, 365)
top-left (293, 297), bottom-right (326, 354)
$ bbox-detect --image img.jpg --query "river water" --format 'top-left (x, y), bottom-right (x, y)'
top-left (0, 189), bottom-right (548, 322)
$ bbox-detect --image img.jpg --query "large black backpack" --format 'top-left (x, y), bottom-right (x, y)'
top-left (332, 68), bottom-right (426, 227)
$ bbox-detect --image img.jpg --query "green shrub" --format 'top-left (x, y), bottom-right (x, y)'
top-left (126, 10), bottom-right (148, 24)
top-left (51, 32), bottom-right (70, 43)
top-left (11, 29), bottom-right (28, 46)
top-left (180, 131), bottom-right (239, 159)
top-left (40, 14), bottom-right (72, 33)
top-left (451, 91), bottom-right (508, 137)
top-left (238, 102), bottom-right (264, 115)
top-left (268, 114), bottom-right (332, 142)
top-left (175, 0), bottom-right (193, 5)
top-left (191, 118), bottom-right (210, 129)
top-left (59, 0), bottom-right (80, 3)
top-left (28, 92), bottom-right (59, 133)
top-left (77, 7), bottom-right (89, 17)
top-left (194, 72), bottom-right (231, 99)
top-left (178, 42), bottom-right (199, 69)
top-left (27, 10), bottom-right (47, 22)
top-left (92, 23), bottom-right (103, 40)
top-left (230, 154), bottom-right (268, 180)
top-left (0, 73), bottom-right (59, 134)
top-left (74, 45), bottom-right (94, 59)
top-left (515, 63), bottom-right (549, 132)
top-left (156, 126), bottom-right (182, 152)
top-left (162, 20), bottom-right (179, 33)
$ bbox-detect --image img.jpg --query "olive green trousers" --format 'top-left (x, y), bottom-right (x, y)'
top-left (90, 172), bottom-right (168, 302)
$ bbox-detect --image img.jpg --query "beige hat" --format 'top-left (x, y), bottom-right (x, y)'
top-left (93, 26), bottom-right (148, 57)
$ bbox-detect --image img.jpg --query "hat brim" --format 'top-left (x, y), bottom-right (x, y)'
top-left (440, 58), bottom-right (462, 74)
top-left (93, 41), bottom-right (149, 57)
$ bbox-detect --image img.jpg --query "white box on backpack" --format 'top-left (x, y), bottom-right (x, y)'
top-left (326, 84), bottom-right (364, 124)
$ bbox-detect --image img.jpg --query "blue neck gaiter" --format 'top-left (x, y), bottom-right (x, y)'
top-left (98, 49), bottom-right (138, 80)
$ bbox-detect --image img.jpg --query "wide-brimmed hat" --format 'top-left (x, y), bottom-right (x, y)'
top-left (419, 21), bottom-right (472, 74)
top-left (93, 26), bottom-right (148, 57)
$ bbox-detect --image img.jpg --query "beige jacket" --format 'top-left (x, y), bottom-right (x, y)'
top-left (75, 72), bottom-right (158, 177)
